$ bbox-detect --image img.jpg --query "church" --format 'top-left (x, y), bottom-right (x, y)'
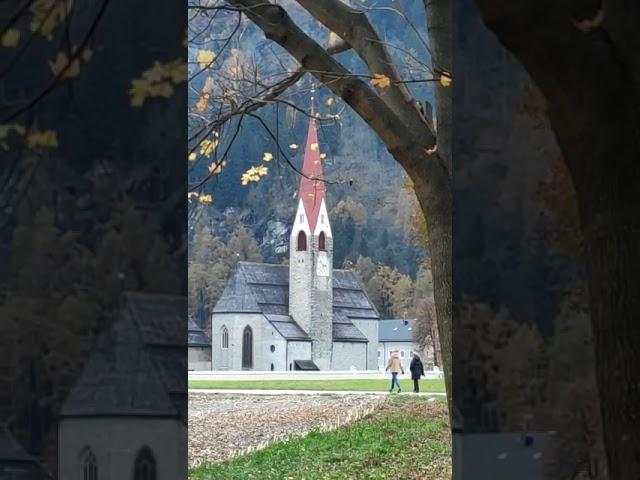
top-left (210, 115), bottom-right (380, 371)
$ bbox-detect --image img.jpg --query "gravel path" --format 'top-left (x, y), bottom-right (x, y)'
top-left (188, 392), bottom-right (384, 467)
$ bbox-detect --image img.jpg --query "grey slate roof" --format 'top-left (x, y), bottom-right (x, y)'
top-left (378, 319), bottom-right (416, 342)
top-left (0, 427), bottom-right (37, 463)
top-left (214, 262), bottom-right (379, 342)
top-left (188, 318), bottom-right (211, 347)
top-left (61, 293), bottom-right (187, 422)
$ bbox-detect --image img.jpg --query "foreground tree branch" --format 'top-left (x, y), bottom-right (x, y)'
top-left (295, 0), bottom-right (431, 132)
top-left (227, 0), bottom-right (453, 414)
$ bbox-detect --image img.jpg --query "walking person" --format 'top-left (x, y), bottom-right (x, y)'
top-left (385, 350), bottom-right (404, 393)
top-left (410, 352), bottom-right (425, 393)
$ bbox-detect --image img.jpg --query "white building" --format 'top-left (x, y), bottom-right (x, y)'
top-left (210, 116), bottom-right (380, 371)
top-left (188, 318), bottom-right (211, 371)
top-left (377, 319), bottom-right (419, 371)
top-left (58, 293), bottom-right (187, 480)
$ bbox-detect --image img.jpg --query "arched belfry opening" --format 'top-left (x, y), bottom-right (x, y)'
top-left (318, 231), bottom-right (326, 251)
top-left (297, 231), bottom-right (307, 251)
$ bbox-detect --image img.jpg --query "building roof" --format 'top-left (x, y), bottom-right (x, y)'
top-left (378, 319), bottom-right (416, 342)
top-left (213, 262), bottom-right (379, 342)
top-left (60, 293), bottom-right (187, 421)
top-left (298, 118), bottom-right (326, 231)
top-left (0, 427), bottom-right (37, 464)
top-left (188, 318), bottom-right (211, 347)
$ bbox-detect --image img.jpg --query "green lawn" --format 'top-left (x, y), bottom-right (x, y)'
top-left (188, 378), bottom-right (445, 393)
top-left (189, 396), bottom-right (451, 480)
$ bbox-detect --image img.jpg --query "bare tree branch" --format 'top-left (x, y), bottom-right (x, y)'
top-left (295, 0), bottom-right (432, 134)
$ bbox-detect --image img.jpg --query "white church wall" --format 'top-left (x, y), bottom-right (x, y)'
top-left (211, 313), bottom-right (290, 371)
top-left (331, 342), bottom-right (367, 370)
top-left (351, 319), bottom-right (379, 369)
top-left (285, 341), bottom-right (312, 370)
top-left (59, 417), bottom-right (186, 480)
top-left (264, 334), bottom-right (287, 371)
top-left (188, 346), bottom-right (211, 371)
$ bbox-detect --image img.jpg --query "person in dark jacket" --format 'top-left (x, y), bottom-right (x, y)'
top-left (409, 353), bottom-right (425, 393)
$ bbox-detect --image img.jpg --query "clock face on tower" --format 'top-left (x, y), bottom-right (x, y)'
top-left (317, 255), bottom-right (329, 277)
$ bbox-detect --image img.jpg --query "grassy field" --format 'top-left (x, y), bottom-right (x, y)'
top-left (188, 378), bottom-right (445, 393)
top-left (189, 396), bottom-right (451, 480)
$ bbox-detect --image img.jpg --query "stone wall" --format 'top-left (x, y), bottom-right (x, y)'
top-left (351, 319), bottom-right (379, 369)
top-left (331, 342), bottom-right (367, 370)
top-left (286, 341), bottom-right (312, 371)
top-left (188, 346), bottom-right (211, 371)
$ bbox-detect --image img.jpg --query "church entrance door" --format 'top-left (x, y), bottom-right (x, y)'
top-left (242, 326), bottom-right (253, 369)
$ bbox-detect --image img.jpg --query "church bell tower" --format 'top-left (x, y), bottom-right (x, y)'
top-left (289, 95), bottom-right (333, 370)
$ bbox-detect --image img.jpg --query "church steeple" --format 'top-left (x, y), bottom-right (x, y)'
top-left (298, 116), bottom-right (326, 233)
top-left (288, 109), bottom-right (333, 370)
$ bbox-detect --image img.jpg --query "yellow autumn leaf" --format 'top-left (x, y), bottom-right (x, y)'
top-left (188, 152), bottom-right (197, 161)
top-left (129, 59), bottom-right (186, 107)
top-left (199, 139), bottom-right (218, 157)
top-left (310, 143), bottom-right (318, 151)
top-left (30, 0), bottom-right (73, 40)
top-left (208, 162), bottom-right (222, 175)
top-left (1, 29), bottom-right (20, 47)
top-left (129, 79), bottom-right (150, 107)
top-left (573, 9), bottom-right (604, 32)
top-left (27, 130), bottom-right (58, 149)
top-left (196, 94), bottom-right (209, 112)
top-left (148, 81), bottom-right (174, 97)
top-left (0, 124), bottom-right (26, 138)
top-left (255, 165), bottom-right (268, 176)
top-left (187, 192), bottom-right (199, 202)
top-left (371, 73), bottom-right (391, 89)
top-left (142, 61), bottom-right (165, 82)
top-left (164, 59), bottom-right (187, 83)
top-left (199, 194), bottom-right (213, 204)
top-left (197, 49), bottom-right (216, 70)
top-left (289, 144), bottom-right (299, 149)
top-left (320, 153), bottom-right (327, 159)
top-left (439, 73), bottom-right (452, 87)
top-left (325, 97), bottom-right (334, 106)
top-left (202, 77), bottom-right (215, 94)
top-left (263, 152), bottom-right (273, 162)
top-left (49, 52), bottom-right (80, 79)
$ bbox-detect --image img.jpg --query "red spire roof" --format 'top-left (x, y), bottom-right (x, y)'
top-left (298, 117), bottom-right (325, 231)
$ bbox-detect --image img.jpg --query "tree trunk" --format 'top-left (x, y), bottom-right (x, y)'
top-left (424, 0), bottom-right (453, 417)
top-left (470, 1), bottom-right (640, 475)
top-left (409, 150), bottom-right (453, 415)
top-left (575, 152), bottom-right (640, 479)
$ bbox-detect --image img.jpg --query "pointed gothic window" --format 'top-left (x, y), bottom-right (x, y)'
top-left (299, 214), bottom-right (304, 223)
top-left (221, 326), bottom-right (229, 349)
top-left (242, 326), bottom-right (253, 369)
top-left (318, 231), bottom-right (326, 251)
top-left (81, 448), bottom-right (98, 480)
top-left (297, 231), bottom-right (307, 251)
top-left (134, 446), bottom-right (156, 480)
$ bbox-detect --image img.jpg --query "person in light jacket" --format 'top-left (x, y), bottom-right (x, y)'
top-left (385, 350), bottom-right (404, 393)
top-left (410, 352), bottom-right (425, 393)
